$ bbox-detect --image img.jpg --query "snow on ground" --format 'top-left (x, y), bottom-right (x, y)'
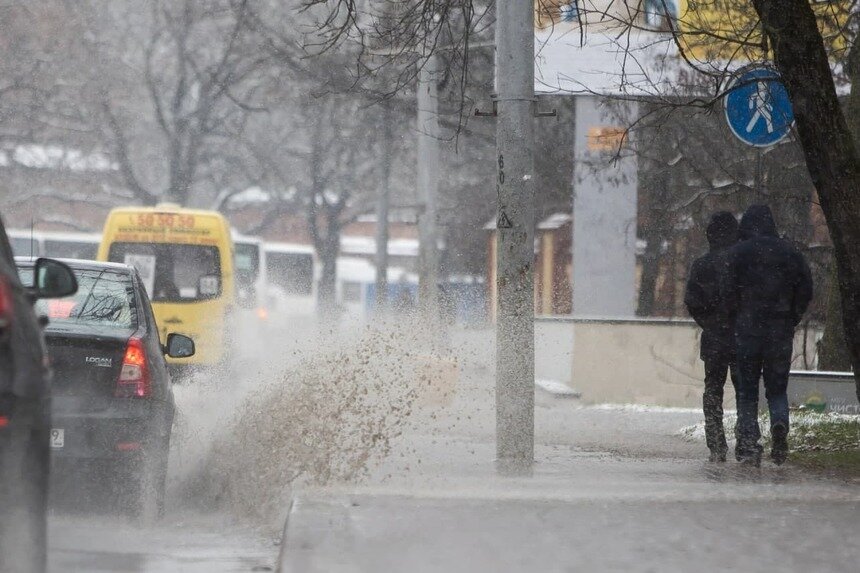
top-left (679, 410), bottom-right (860, 450)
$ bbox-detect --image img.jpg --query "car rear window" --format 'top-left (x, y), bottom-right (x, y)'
top-left (20, 267), bottom-right (137, 330)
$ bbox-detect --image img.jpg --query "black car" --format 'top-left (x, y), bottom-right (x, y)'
top-left (15, 257), bottom-right (194, 518)
top-left (2, 217), bottom-right (78, 573)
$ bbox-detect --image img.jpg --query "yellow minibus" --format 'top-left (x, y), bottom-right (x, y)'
top-left (97, 204), bottom-right (234, 367)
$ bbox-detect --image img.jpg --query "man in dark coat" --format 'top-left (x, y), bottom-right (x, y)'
top-left (685, 211), bottom-right (739, 462)
top-left (725, 205), bottom-right (813, 466)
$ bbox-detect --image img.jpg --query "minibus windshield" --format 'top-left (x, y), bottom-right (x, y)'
top-left (108, 242), bottom-right (221, 302)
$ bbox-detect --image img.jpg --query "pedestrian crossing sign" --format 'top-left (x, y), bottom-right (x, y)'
top-left (724, 67), bottom-right (795, 148)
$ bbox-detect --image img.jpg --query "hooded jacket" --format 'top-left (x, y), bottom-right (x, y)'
top-left (685, 211), bottom-right (739, 359)
top-left (725, 205), bottom-right (813, 337)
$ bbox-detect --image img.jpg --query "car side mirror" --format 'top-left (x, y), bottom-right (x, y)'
top-left (165, 333), bottom-right (195, 358)
top-left (33, 258), bottom-right (77, 299)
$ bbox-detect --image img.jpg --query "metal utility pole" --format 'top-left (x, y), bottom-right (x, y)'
top-left (494, 0), bottom-right (535, 472)
top-left (416, 54), bottom-right (440, 319)
top-left (375, 101), bottom-right (394, 313)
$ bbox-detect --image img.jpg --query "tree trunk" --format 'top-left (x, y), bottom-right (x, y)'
top-left (637, 223), bottom-right (664, 316)
top-left (753, 0), bottom-right (860, 399)
top-left (818, 40), bottom-right (860, 372)
top-left (316, 213), bottom-right (340, 320)
top-left (818, 267), bottom-right (852, 371)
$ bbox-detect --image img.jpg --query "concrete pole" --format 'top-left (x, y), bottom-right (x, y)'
top-left (375, 102), bottom-right (393, 313)
top-left (494, 0), bottom-right (535, 472)
top-left (417, 54), bottom-right (440, 320)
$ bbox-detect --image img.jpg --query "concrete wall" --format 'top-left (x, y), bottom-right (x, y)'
top-left (568, 318), bottom-right (714, 408)
top-left (535, 318), bottom-right (575, 385)
top-left (572, 96), bottom-right (638, 318)
top-left (535, 317), bottom-right (828, 409)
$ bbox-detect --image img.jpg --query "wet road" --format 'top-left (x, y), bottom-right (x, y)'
top-left (49, 511), bottom-right (276, 572)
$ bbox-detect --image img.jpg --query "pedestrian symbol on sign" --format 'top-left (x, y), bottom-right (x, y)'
top-left (724, 67), bottom-right (794, 147)
top-left (746, 82), bottom-right (774, 135)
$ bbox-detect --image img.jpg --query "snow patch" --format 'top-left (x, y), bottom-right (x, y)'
top-left (535, 378), bottom-right (580, 397)
top-left (589, 403), bottom-right (708, 414)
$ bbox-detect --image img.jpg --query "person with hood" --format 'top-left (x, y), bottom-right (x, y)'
top-left (725, 205), bottom-right (813, 466)
top-left (685, 211), bottom-right (739, 462)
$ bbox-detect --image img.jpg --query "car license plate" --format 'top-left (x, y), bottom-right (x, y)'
top-left (50, 429), bottom-right (65, 449)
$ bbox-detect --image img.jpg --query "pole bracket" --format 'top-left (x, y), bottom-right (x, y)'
top-left (474, 100), bottom-right (498, 117)
top-left (535, 108), bottom-right (558, 119)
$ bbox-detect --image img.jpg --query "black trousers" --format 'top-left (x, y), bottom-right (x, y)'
top-left (703, 356), bottom-right (738, 454)
top-left (735, 332), bottom-right (793, 456)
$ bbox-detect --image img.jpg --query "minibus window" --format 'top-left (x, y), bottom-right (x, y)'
top-left (234, 242), bottom-right (260, 309)
top-left (266, 252), bottom-right (313, 296)
top-left (10, 236), bottom-right (38, 257)
top-left (108, 243), bottom-right (221, 302)
top-left (44, 240), bottom-right (98, 260)
top-left (234, 243), bottom-right (260, 286)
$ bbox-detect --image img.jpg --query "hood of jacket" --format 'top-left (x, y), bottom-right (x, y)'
top-left (706, 211), bottom-right (738, 251)
top-left (739, 204), bottom-right (778, 240)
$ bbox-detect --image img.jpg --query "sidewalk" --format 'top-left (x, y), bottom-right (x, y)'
top-left (277, 367), bottom-right (860, 572)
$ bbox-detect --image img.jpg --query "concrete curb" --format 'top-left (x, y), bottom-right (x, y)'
top-left (274, 497), bottom-right (294, 573)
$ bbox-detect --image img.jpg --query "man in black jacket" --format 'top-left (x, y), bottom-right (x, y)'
top-left (725, 205), bottom-right (813, 466)
top-left (685, 211), bottom-right (739, 462)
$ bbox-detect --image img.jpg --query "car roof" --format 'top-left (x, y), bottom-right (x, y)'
top-left (14, 256), bottom-right (133, 273)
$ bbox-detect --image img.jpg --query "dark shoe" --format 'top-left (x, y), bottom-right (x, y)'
top-left (737, 451), bottom-right (762, 468)
top-left (771, 422), bottom-right (789, 466)
top-left (736, 442), bottom-right (763, 467)
top-left (708, 448), bottom-right (727, 463)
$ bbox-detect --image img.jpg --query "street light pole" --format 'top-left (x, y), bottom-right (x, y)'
top-left (375, 101), bottom-right (394, 313)
top-left (417, 53), bottom-right (440, 321)
top-left (494, 0), bottom-right (535, 472)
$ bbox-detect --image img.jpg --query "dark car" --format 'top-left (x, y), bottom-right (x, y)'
top-left (15, 257), bottom-right (194, 518)
top-left (1, 218), bottom-right (78, 573)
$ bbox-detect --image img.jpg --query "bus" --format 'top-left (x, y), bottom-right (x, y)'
top-left (7, 229), bottom-right (101, 260)
top-left (263, 242), bottom-right (317, 318)
top-left (232, 232), bottom-right (266, 312)
top-left (97, 204), bottom-right (235, 367)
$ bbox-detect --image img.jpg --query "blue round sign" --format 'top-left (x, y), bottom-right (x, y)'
top-left (724, 67), bottom-right (794, 147)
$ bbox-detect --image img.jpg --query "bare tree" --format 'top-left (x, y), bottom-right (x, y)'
top-left (90, 0), bottom-right (275, 206)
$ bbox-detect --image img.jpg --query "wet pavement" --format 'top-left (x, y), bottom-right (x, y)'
top-left (278, 363), bottom-right (860, 572)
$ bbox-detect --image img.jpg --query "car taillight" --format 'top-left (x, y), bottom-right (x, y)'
top-left (0, 276), bottom-right (12, 329)
top-left (115, 338), bottom-right (151, 398)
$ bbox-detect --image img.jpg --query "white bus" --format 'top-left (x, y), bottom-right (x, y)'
top-left (7, 229), bottom-right (101, 260)
top-left (232, 232), bottom-right (267, 312)
top-left (336, 256), bottom-right (418, 318)
top-left (261, 242), bottom-right (419, 320)
top-left (263, 242), bottom-right (317, 318)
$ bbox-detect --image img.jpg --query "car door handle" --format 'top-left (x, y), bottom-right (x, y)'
top-left (163, 317), bottom-right (183, 324)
